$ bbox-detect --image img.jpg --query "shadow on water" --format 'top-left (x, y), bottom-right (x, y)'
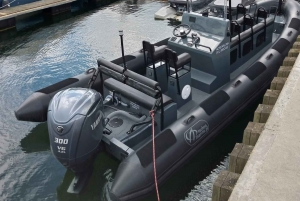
top-left (19, 123), bottom-right (50, 153)
top-left (19, 123), bottom-right (120, 200)
top-left (167, 19), bottom-right (181, 27)
top-left (56, 153), bottom-right (119, 201)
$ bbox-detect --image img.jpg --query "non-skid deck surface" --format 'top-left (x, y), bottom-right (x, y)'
top-left (0, 0), bottom-right (76, 20)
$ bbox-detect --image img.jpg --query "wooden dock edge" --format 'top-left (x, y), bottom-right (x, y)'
top-left (0, 0), bottom-right (118, 34)
top-left (211, 35), bottom-right (300, 201)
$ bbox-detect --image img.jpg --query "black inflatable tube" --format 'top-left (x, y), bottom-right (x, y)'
top-left (14, 69), bottom-right (101, 122)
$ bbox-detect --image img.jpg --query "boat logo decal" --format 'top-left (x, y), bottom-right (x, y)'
top-left (184, 120), bottom-right (209, 146)
top-left (57, 126), bottom-right (64, 133)
top-left (91, 114), bottom-right (102, 130)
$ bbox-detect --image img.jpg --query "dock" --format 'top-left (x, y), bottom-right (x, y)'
top-left (0, 0), bottom-right (76, 21)
top-left (211, 36), bottom-right (300, 201)
top-left (228, 48), bottom-right (300, 200)
top-left (0, 0), bottom-right (77, 34)
top-left (0, 0), bottom-right (115, 35)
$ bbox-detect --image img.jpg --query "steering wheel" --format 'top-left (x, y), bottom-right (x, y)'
top-left (173, 24), bottom-right (191, 37)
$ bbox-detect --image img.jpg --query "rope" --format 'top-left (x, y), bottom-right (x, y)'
top-left (149, 110), bottom-right (160, 201)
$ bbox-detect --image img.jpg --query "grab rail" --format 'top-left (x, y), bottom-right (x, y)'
top-left (269, 6), bottom-right (278, 20)
top-left (243, 14), bottom-right (254, 50)
top-left (256, 7), bottom-right (268, 42)
top-left (231, 21), bottom-right (241, 58)
top-left (195, 44), bottom-right (212, 52)
top-left (236, 4), bottom-right (246, 20)
top-left (248, 3), bottom-right (257, 15)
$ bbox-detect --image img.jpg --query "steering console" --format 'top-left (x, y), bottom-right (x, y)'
top-left (173, 24), bottom-right (191, 38)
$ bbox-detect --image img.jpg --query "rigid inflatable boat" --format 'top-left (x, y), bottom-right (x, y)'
top-left (15, 0), bottom-right (300, 200)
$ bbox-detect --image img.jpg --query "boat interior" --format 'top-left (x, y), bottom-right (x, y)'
top-left (96, 1), bottom-right (284, 159)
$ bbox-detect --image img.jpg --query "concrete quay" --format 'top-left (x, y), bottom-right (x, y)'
top-left (228, 46), bottom-right (300, 200)
top-left (211, 37), bottom-right (300, 201)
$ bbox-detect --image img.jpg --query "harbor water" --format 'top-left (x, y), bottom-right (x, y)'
top-left (0, 0), bottom-right (260, 200)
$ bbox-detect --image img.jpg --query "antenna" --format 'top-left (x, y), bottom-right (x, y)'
top-left (228, 0), bottom-right (231, 38)
top-left (189, 0), bottom-right (192, 12)
top-left (119, 30), bottom-right (127, 71)
top-left (278, 0), bottom-right (282, 15)
top-left (223, 0), bottom-right (227, 20)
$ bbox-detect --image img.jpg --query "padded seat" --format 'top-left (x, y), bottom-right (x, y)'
top-left (143, 41), bottom-right (167, 62)
top-left (152, 45), bottom-right (168, 61)
top-left (175, 53), bottom-right (191, 69)
top-left (165, 48), bottom-right (191, 70)
top-left (104, 78), bottom-right (173, 110)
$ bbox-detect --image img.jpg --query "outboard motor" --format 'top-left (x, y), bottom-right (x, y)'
top-left (47, 88), bottom-right (104, 193)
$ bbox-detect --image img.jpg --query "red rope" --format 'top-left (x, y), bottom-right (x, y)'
top-left (150, 110), bottom-right (160, 201)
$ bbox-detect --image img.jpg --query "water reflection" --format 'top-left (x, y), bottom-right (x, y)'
top-left (110, 0), bottom-right (149, 14)
top-left (115, 0), bottom-right (140, 14)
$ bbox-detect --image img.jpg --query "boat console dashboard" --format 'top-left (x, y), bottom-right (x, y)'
top-left (167, 12), bottom-right (231, 93)
top-left (168, 33), bottom-right (221, 53)
top-left (168, 12), bottom-right (230, 54)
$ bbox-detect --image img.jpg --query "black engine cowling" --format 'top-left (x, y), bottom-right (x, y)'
top-left (47, 88), bottom-right (104, 173)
